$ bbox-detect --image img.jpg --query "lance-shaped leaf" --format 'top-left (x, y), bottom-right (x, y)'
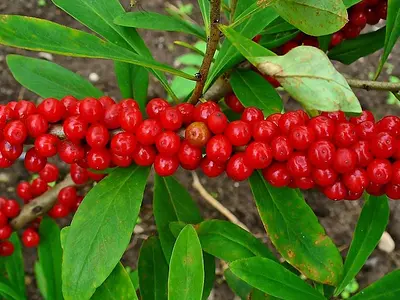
top-left (7, 55), bottom-right (103, 99)
top-left (350, 270), bottom-right (400, 299)
top-left (272, 0), bottom-right (348, 36)
top-left (230, 257), bottom-right (325, 300)
top-left (0, 280), bottom-right (24, 300)
top-left (92, 263), bottom-right (137, 300)
top-left (34, 263), bottom-right (47, 299)
top-left (62, 166), bottom-right (150, 300)
top-left (198, 0), bottom-right (210, 36)
top-left (335, 196), bottom-right (390, 295)
top-left (0, 16), bottom-right (195, 81)
top-left (249, 172), bottom-right (343, 286)
top-left (168, 225), bottom-right (204, 300)
top-left (138, 237), bottom-right (168, 300)
top-left (224, 268), bottom-right (252, 300)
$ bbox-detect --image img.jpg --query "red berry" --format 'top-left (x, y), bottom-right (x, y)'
top-left (70, 163), bottom-right (89, 184)
top-left (367, 159), bottom-right (392, 185)
top-left (146, 98), bottom-right (170, 119)
top-left (0, 152), bottom-right (12, 168)
top-left (225, 93), bottom-right (245, 113)
top-left (178, 141), bottom-right (202, 170)
top-left (308, 116), bottom-right (335, 140)
top-left (295, 177), bottom-right (315, 190)
top-left (376, 116), bottom-right (400, 137)
top-left (0, 105), bottom-right (13, 129)
top-left (132, 144), bottom-right (156, 166)
top-left (333, 148), bottom-right (357, 174)
top-left (226, 153), bottom-right (253, 181)
top-left (253, 120), bottom-right (279, 143)
top-left (244, 142), bottom-right (272, 169)
top-left (103, 104), bottom-right (121, 129)
top-left (263, 162), bottom-right (291, 187)
top-left (0, 241), bottom-right (14, 256)
top-left (154, 155), bottom-right (179, 177)
top-left (58, 186), bottom-right (77, 209)
top-left (63, 116), bottom-right (88, 141)
top-left (34, 134), bottom-right (59, 157)
top-left (349, 111), bottom-right (375, 125)
top-left (0, 211), bottom-right (7, 227)
top-left (296, 110), bottom-right (310, 124)
top-left (111, 132), bottom-right (137, 156)
top-left (37, 98), bottom-right (66, 123)
top-left (14, 100), bottom-right (36, 119)
top-left (225, 120), bottom-right (252, 146)
top-left (252, 35), bottom-right (262, 43)
top-left (0, 225), bottom-right (12, 240)
top-left (346, 191), bottom-right (363, 201)
top-left (3, 200), bottom-right (20, 218)
top-left (177, 103), bottom-right (195, 125)
top-left (80, 97), bottom-right (104, 123)
top-left (119, 107), bottom-right (143, 133)
top-left (98, 96), bottom-right (115, 109)
top-left (385, 184), bottom-right (400, 200)
top-left (287, 153), bottom-right (312, 177)
top-left (303, 38), bottom-right (319, 47)
top-left (112, 153), bottom-right (132, 167)
top-left (370, 132), bottom-right (395, 158)
top-left (393, 161), bottom-right (400, 185)
top-left (185, 122), bottom-right (211, 147)
top-left (324, 181), bottom-right (347, 201)
top-left (278, 112), bottom-right (305, 135)
top-left (87, 171), bottom-right (105, 182)
top-left (330, 32), bottom-right (344, 47)
top-left (241, 107), bottom-right (264, 127)
top-left (349, 10), bottom-right (367, 27)
top-left (86, 124), bottom-right (109, 149)
top-left (366, 7), bottom-right (380, 25)
top-left (271, 136), bottom-right (293, 161)
top-left (342, 24), bottom-right (362, 39)
top-left (22, 228), bottom-right (40, 248)
top-left (58, 141), bottom-right (85, 164)
top-left (312, 168), bottom-right (338, 187)
top-left (31, 178), bottom-right (49, 196)
top-left (343, 168), bottom-right (369, 194)
top-left (17, 181), bottom-right (33, 202)
top-left (308, 140), bottom-right (336, 169)
top-left (366, 182), bottom-right (385, 196)
top-left (282, 41), bottom-right (299, 54)
top-left (377, 1), bottom-right (388, 20)
top-left (394, 139), bottom-right (400, 160)
top-left (38, 163), bottom-right (59, 183)
top-left (193, 101), bottom-right (221, 122)
top-left (120, 99), bottom-right (140, 111)
top-left (334, 122), bottom-right (357, 147)
top-left (136, 119), bottom-right (163, 145)
top-left (289, 125), bottom-right (315, 150)
top-left (0, 140), bottom-right (23, 161)
top-left (48, 204), bottom-right (70, 219)
top-left (200, 157), bottom-right (225, 177)
top-left (87, 148), bottom-right (111, 170)
top-left (355, 121), bottom-right (376, 140)
top-left (61, 96), bottom-right (78, 115)
top-left (4, 120), bottom-right (28, 145)
top-left (205, 135), bottom-right (232, 163)
top-left (321, 111), bottom-right (346, 123)
top-left (351, 141), bottom-right (374, 167)
top-left (263, 75), bottom-right (281, 88)
top-left (25, 114), bottom-right (49, 138)
top-left (155, 131), bottom-right (181, 155)
top-left (208, 111), bottom-right (228, 134)
top-left (160, 107), bottom-right (183, 131)
top-left (266, 113), bottom-right (282, 126)
top-left (25, 148), bottom-right (47, 172)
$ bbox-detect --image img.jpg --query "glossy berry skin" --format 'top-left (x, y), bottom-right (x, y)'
top-left (351, 141), bottom-right (373, 167)
top-left (271, 136), bottom-right (293, 162)
top-left (39, 163), bottom-right (59, 183)
top-left (25, 114), bottom-right (49, 138)
top-left (22, 229), bottom-right (40, 248)
top-left (4, 120), bottom-right (28, 145)
top-left (58, 186), bottom-right (77, 209)
top-left (86, 124), bottom-right (109, 149)
top-left (119, 108), bottom-right (143, 133)
top-left (343, 168), bottom-right (369, 194)
top-left (225, 93), bottom-right (245, 113)
top-left (155, 131), bottom-right (181, 155)
top-left (385, 184), bottom-right (400, 200)
top-left (263, 75), bottom-right (281, 88)
top-left (0, 152), bottom-right (12, 168)
top-left (263, 163), bottom-right (291, 187)
top-left (394, 139), bottom-right (400, 160)
top-left (244, 142), bottom-right (273, 170)
top-left (367, 159), bottom-right (392, 185)
top-left (61, 96), bottom-right (78, 115)
top-left (160, 107), bottom-right (183, 131)
top-left (241, 107), bottom-right (264, 127)
top-left (3, 200), bottom-right (20, 218)
top-left (17, 181), bottom-right (33, 202)
top-left (193, 101), bottom-right (221, 122)
top-left (253, 120), bottom-right (279, 143)
top-left (136, 119), bottom-right (163, 145)
top-left (208, 111), bottom-right (228, 134)
top-left (34, 134), bottom-right (59, 157)
top-left (80, 97), bottom-right (104, 123)
top-left (206, 135), bottom-right (232, 163)
top-left (111, 132), bottom-right (137, 156)
top-left (376, 116), bottom-right (400, 137)
top-left (0, 241), bottom-right (14, 256)
top-left (120, 99), bottom-right (140, 111)
top-left (330, 32), bottom-right (344, 47)
top-left (0, 225), bottom-right (12, 240)
top-left (178, 141), bottom-right (202, 170)
top-left (14, 100), bottom-right (36, 119)
top-left (370, 132), bottom-right (395, 158)
top-left (185, 122), bottom-right (211, 147)
top-left (25, 148), bottom-right (47, 173)
top-left (349, 110), bottom-right (375, 125)
top-left (289, 125), bottom-right (315, 150)
top-left (343, 24), bottom-right (362, 39)
top-left (0, 140), bottom-right (23, 161)
top-left (266, 113), bottom-right (282, 126)
top-left (349, 10), bottom-right (367, 27)
top-left (0, 105), bottom-right (13, 129)
top-left (308, 116), bottom-right (335, 140)
top-left (87, 148), bottom-right (111, 170)
top-left (200, 157), bottom-right (225, 178)
top-left (0, 212), bottom-right (7, 227)
top-left (308, 140), bottom-right (335, 169)
top-left (278, 112), bottom-right (305, 135)
top-left (366, 7), bottom-right (380, 25)
top-left (103, 104), bottom-right (121, 129)
top-left (312, 168), bottom-right (338, 187)
top-left (321, 111), bottom-right (346, 122)
top-left (366, 182), bottom-right (385, 197)
top-left (154, 155), bottom-right (179, 177)
top-left (98, 96), bottom-right (115, 109)
top-left (58, 141), bottom-right (85, 164)
top-left (31, 178), bottom-right (49, 196)
top-left (225, 121), bottom-right (252, 146)
top-left (146, 98), bottom-right (170, 119)
top-left (132, 144), bottom-right (156, 166)
top-left (226, 153), bottom-right (253, 181)
top-left (177, 103), bottom-right (194, 125)
top-left (48, 204), bottom-right (70, 219)
top-left (334, 123), bottom-right (357, 147)
top-left (70, 163), bottom-right (89, 184)
top-left (287, 154), bottom-right (312, 178)
top-left (333, 148), bottom-right (357, 174)
top-left (356, 121), bottom-right (376, 140)
top-left (324, 181), bottom-right (347, 201)
top-left (295, 177), bottom-right (315, 190)
top-left (393, 161), bottom-right (400, 185)
top-left (377, 1), bottom-right (388, 20)
top-left (63, 116), bottom-right (87, 141)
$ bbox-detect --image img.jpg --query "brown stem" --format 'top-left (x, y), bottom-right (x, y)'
top-left (346, 78), bottom-right (400, 92)
top-left (188, 0), bottom-right (221, 104)
top-left (10, 175), bottom-right (75, 230)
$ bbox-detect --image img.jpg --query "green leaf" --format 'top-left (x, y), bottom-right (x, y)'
top-left (328, 27), bottom-right (386, 65)
top-left (272, 0), bottom-right (348, 36)
top-left (91, 263), bottom-right (137, 300)
top-left (0, 16), bottom-right (195, 81)
top-left (198, 0), bottom-right (211, 36)
top-left (230, 257), bottom-right (325, 300)
top-left (3, 234), bottom-right (25, 299)
top-left (129, 270), bottom-right (139, 290)
top-left (0, 280), bottom-right (23, 300)
top-left (170, 67), bottom-right (198, 101)
top-left (224, 268), bottom-right (252, 300)
top-left (343, 0), bottom-right (362, 8)
top-left (261, 17), bottom-right (297, 34)
top-left (260, 30), bottom-right (300, 49)
top-left (34, 263), bottom-right (47, 299)
top-left (6, 55), bottom-right (103, 99)
top-left (38, 218), bottom-right (63, 300)
top-left (114, 12), bottom-right (205, 39)
top-left (51, 0), bottom-right (176, 100)
top-left (375, 0), bottom-right (400, 78)
top-left (59, 226), bottom-right (69, 250)
top-left (62, 166), bottom-right (150, 300)
top-left (230, 70), bottom-right (283, 116)
top-left (249, 172), bottom-right (343, 286)
top-left (138, 237), bottom-right (168, 300)
top-left (168, 225), bottom-right (204, 300)
top-left (205, 7), bottom-right (278, 90)
top-left (195, 220), bottom-right (277, 262)
top-left (335, 196), bottom-right (390, 295)
top-left (318, 34), bottom-right (333, 52)
top-left (350, 270), bottom-right (400, 300)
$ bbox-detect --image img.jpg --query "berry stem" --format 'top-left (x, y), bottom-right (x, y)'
top-left (188, 0), bottom-right (221, 104)
top-left (346, 78), bottom-right (400, 92)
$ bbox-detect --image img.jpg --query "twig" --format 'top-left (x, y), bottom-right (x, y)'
top-left (346, 78), bottom-right (400, 92)
top-left (191, 172), bottom-right (249, 231)
top-left (203, 73), bottom-right (232, 100)
top-left (10, 175), bottom-right (75, 230)
top-left (188, 0), bottom-right (221, 104)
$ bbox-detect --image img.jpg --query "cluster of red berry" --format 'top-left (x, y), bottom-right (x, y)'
top-left (0, 198), bottom-right (20, 256)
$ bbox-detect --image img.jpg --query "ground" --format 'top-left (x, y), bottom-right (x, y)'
top-left (1, 0), bottom-right (400, 299)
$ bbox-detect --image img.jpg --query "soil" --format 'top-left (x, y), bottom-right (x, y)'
top-left (1, 1), bottom-right (400, 299)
